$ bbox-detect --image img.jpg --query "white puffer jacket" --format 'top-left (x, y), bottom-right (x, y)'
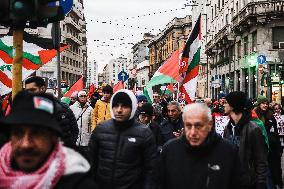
top-left (70, 101), bottom-right (93, 146)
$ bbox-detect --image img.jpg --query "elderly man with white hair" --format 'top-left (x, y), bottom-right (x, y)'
top-left (159, 103), bottom-right (241, 189)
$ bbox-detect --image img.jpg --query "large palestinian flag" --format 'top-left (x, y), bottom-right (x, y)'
top-left (144, 50), bottom-right (180, 103)
top-left (0, 36), bottom-right (68, 96)
top-left (179, 15), bottom-right (201, 103)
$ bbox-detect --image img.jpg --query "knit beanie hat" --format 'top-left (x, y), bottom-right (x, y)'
top-left (225, 91), bottom-right (247, 113)
top-left (136, 95), bottom-right (148, 103)
top-left (139, 103), bottom-right (153, 116)
top-left (257, 95), bottom-right (269, 105)
top-left (78, 91), bottom-right (87, 97)
top-left (112, 92), bottom-right (132, 108)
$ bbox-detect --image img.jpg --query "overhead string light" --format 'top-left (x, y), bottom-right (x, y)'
top-left (89, 6), bottom-right (188, 24)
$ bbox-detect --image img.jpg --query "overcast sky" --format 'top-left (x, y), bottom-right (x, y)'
top-left (84, 0), bottom-right (191, 73)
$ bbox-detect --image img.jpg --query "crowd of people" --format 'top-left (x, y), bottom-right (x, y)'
top-left (0, 76), bottom-right (283, 189)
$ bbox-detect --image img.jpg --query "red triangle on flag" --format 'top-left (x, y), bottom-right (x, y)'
top-left (64, 76), bottom-right (84, 97)
top-left (113, 81), bottom-right (124, 93)
top-left (38, 45), bottom-right (69, 64)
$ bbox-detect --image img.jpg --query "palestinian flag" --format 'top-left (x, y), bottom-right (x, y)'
top-left (179, 15), bottom-right (201, 103)
top-left (0, 36), bottom-right (69, 96)
top-left (63, 76), bottom-right (84, 97)
top-left (144, 50), bottom-right (180, 103)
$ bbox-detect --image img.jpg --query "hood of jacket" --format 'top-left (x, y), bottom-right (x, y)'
top-left (110, 89), bottom-right (138, 121)
top-left (62, 147), bottom-right (90, 176)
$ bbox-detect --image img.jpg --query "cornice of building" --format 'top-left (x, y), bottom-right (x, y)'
top-left (148, 15), bottom-right (192, 48)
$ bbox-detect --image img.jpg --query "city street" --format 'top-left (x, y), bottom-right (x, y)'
top-left (0, 0), bottom-right (284, 188)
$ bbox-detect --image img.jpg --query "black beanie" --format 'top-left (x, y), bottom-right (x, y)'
top-left (225, 91), bottom-right (247, 113)
top-left (139, 103), bottom-right (153, 116)
top-left (112, 92), bottom-right (132, 108)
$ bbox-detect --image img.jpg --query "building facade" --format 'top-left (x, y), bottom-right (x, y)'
top-left (130, 33), bottom-right (154, 90)
top-left (148, 15), bottom-right (192, 78)
top-left (136, 60), bottom-right (150, 89)
top-left (11, 0), bottom-right (88, 88)
top-left (102, 57), bottom-right (129, 85)
top-left (87, 60), bottom-right (98, 88)
top-left (193, 0), bottom-right (284, 103)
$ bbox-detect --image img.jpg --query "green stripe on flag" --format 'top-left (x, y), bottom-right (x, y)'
top-left (23, 52), bottom-right (42, 65)
top-left (0, 39), bottom-right (42, 65)
top-left (0, 39), bottom-right (13, 57)
top-left (187, 47), bottom-right (201, 73)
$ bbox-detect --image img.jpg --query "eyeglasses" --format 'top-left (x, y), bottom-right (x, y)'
top-left (79, 95), bottom-right (87, 97)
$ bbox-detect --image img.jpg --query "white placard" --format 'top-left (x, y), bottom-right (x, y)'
top-left (274, 115), bottom-right (284, 136)
top-left (215, 116), bottom-right (230, 137)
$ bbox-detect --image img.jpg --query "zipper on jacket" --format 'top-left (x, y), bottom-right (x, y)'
top-left (104, 103), bottom-right (107, 120)
top-left (111, 131), bottom-right (121, 188)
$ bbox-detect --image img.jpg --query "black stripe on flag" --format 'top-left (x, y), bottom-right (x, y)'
top-left (182, 14), bottom-right (201, 58)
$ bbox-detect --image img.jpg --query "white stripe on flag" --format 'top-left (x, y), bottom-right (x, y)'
top-left (183, 76), bottom-right (198, 100)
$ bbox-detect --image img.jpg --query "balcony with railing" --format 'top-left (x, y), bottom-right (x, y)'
top-left (66, 33), bottom-right (83, 46)
top-left (232, 1), bottom-right (284, 30)
top-left (65, 17), bottom-right (82, 32)
top-left (205, 24), bottom-right (230, 53)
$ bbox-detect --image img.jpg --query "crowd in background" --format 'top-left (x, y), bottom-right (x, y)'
top-left (0, 76), bottom-right (283, 189)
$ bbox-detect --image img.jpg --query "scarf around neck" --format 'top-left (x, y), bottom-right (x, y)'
top-left (0, 141), bottom-right (65, 189)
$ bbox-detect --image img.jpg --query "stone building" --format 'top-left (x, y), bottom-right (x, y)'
top-left (0, 0), bottom-right (88, 88)
top-left (102, 57), bottom-right (129, 85)
top-left (131, 33), bottom-right (154, 90)
top-left (148, 15), bottom-right (192, 78)
top-left (193, 0), bottom-right (284, 103)
top-left (87, 60), bottom-right (98, 88)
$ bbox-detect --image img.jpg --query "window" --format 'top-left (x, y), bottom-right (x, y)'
top-left (225, 14), bottom-right (228, 25)
top-left (215, 4), bottom-right (217, 17)
top-left (252, 31), bottom-right (257, 51)
top-left (236, 2), bottom-right (239, 13)
top-left (237, 41), bottom-right (241, 59)
top-left (244, 37), bottom-right (248, 55)
top-left (218, 0), bottom-right (220, 10)
top-left (272, 27), bottom-right (284, 49)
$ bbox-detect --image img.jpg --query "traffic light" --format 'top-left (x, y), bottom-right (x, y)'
top-left (229, 79), bottom-right (234, 88)
top-left (10, 0), bottom-right (37, 26)
top-left (0, 0), bottom-right (11, 26)
top-left (280, 69), bottom-right (284, 85)
top-left (34, 0), bottom-right (65, 27)
top-left (0, 0), bottom-right (64, 28)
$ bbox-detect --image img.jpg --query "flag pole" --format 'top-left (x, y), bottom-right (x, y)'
top-left (177, 82), bottom-right (180, 101)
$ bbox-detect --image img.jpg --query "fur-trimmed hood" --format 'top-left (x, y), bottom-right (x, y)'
top-left (110, 89), bottom-right (137, 120)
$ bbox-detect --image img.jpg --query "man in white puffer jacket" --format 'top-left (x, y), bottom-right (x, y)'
top-left (70, 91), bottom-right (93, 148)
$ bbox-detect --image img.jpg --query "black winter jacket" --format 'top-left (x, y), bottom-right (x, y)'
top-left (159, 132), bottom-right (241, 189)
top-left (224, 114), bottom-right (268, 188)
top-left (55, 171), bottom-right (98, 189)
top-left (88, 119), bottom-right (158, 189)
top-left (160, 117), bottom-right (183, 145)
top-left (55, 99), bottom-right (79, 148)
